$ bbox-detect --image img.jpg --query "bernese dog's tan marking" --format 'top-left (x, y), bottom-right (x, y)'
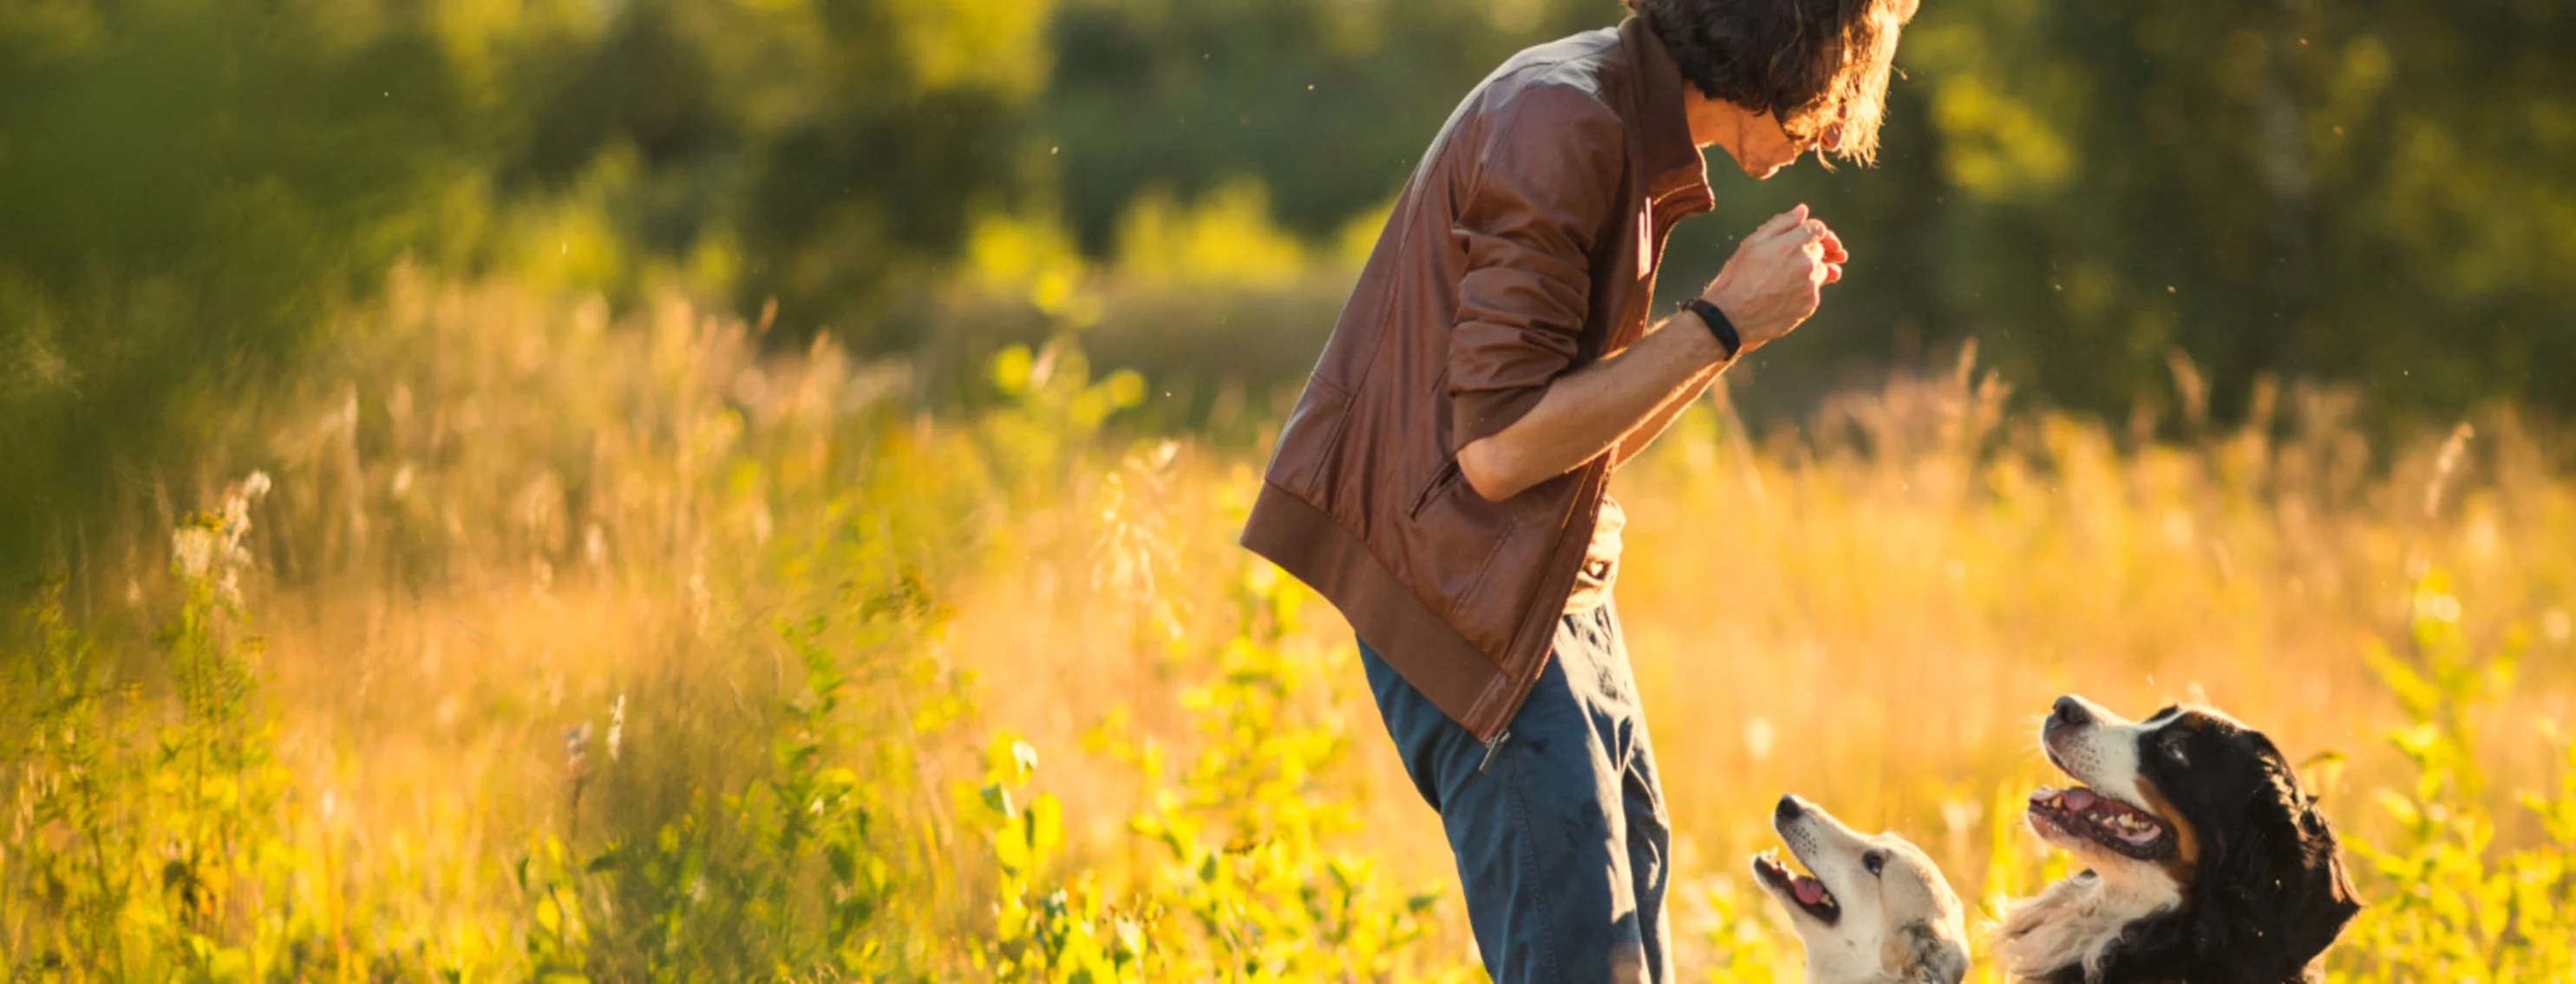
top-left (1997, 695), bottom-right (2362, 984)
top-left (2127, 751), bottom-right (2200, 890)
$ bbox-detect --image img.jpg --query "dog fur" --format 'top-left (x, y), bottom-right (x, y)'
top-left (1997, 695), bottom-right (2362, 983)
top-left (1753, 795), bottom-right (1971, 984)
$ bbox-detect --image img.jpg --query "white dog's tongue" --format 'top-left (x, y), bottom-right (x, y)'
top-left (1794, 877), bottom-right (1826, 905)
top-left (2064, 788), bottom-right (2099, 811)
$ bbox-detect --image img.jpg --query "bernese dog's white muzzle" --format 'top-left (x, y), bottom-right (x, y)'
top-left (2030, 695), bottom-right (2186, 863)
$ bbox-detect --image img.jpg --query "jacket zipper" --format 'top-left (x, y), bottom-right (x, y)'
top-left (1475, 600), bottom-right (1561, 772)
top-left (1476, 639), bottom-right (1548, 772)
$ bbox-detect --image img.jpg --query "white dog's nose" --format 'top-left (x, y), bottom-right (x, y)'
top-left (1775, 794), bottom-right (1808, 823)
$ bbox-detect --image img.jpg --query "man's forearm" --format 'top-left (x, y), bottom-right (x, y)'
top-left (1459, 205), bottom-right (1839, 500)
top-left (1611, 359), bottom-right (1724, 469)
top-left (1457, 313), bottom-right (1730, 500)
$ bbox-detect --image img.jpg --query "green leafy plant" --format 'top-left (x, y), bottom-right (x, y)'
top-left (2, 581), bottom-right (141, 975)
top-left (0, 475), bottom-right (334, 979)
top-left (2331, 569), bottom-right (2576, 981)
top-left (968, 733), bottom-right (1146, 981)
top-left (969, 557), bottom-right (1461, 982)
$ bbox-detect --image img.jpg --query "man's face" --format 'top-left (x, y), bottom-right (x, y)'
top-left (1735, 112), bottom-right (1833, 180)
top-left (1690, 93), bottom-right (1835, 180)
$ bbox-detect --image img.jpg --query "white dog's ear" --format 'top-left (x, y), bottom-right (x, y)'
top-left (1883, 922), bottom-right (1968, 984)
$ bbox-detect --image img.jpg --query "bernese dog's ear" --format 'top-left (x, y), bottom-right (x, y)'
top-left (2282, 793), bottom-right (2365, 962)
top-left (2192, 746), bottom-right (2364, 976)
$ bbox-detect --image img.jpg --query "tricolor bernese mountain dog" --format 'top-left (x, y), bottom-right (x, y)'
top-left (1997, 694), bottom-right (2363, 983)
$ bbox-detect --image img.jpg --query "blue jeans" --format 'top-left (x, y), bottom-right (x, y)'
top-left (1358, 599), bottom-right (1670, 983)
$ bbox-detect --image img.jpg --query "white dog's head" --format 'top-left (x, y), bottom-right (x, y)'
top-left (1752, 795), bottom-right (1969, 984)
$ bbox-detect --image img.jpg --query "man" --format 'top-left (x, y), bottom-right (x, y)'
top-left (1239, 0), bottom-right (1919, 979)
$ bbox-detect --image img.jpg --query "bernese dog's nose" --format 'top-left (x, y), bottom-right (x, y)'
top-left (2051, 696), bottom-right (2093, 728)
top-left (1775, 795), bottom-right (1805, 823)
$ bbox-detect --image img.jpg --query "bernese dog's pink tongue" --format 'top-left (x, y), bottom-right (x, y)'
top-left (2064, 788), bottom-right (2098, 811)
top-left (1794, 877), bottom-right (1826, 905)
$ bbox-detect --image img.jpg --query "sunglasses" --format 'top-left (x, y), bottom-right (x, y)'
top-left (1777, 109), bottom-right (1845, 152)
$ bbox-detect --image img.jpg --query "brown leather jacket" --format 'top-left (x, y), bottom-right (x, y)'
top-left (1240, 17), bottom-right (1712, 743)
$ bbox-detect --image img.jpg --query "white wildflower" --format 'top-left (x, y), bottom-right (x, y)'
top-left (173, 526), bottom-right (217, 580)
top-left (607, 694), bottom-right (626, 763)
top-left (173, 471), bottom-right (276, 603)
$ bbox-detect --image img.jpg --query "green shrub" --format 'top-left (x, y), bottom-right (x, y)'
top-left (2331, 569), bottom-right (2576, 981)
top-left (967, 555), bottom-right (1461, 982)
top-left (1, 475), bottom-right (331, 979)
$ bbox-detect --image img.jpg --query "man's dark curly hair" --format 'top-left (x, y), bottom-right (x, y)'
top-left (1625, 0), bottom-right (1919, 165)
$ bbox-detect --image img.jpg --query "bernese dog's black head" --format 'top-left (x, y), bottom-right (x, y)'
top-left (2002, 694), bottom-right (2363, 983)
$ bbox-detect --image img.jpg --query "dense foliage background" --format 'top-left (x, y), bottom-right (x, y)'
top-left (7, 0), bottom-right (2574, 574)
top-left (3, 3), bottom-right (2575, 979)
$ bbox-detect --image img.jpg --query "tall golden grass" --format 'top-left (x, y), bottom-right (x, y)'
top-left (3, 268), bottom-right (2569, 980)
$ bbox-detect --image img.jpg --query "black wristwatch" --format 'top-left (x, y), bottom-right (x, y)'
top-left (1684, 298), bottom-right (1742, 360)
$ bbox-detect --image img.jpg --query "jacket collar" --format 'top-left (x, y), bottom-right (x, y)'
top-left (1619, 16), bottom-right (1712, 202)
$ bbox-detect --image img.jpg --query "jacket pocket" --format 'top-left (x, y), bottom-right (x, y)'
top-left (1407, 458), bottom-right (1462, 520)
top-left (1398, 461), bottom-right (1520, 653)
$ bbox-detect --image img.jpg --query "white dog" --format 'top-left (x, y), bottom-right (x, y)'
top-left (1752, 794), bottom-right (1971, 984)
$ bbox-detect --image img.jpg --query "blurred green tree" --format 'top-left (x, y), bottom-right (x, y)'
top-left (1674, 0), bottom-right (2576, 424)
top-left (5, 0), bottom-right (2574, 591)
top-left (0, 0), bottom-right (468, 581)
top-left (496, 0), bottom-right (1060, 344)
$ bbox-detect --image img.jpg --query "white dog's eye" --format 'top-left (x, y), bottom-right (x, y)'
top-left (1863, 851), bottom-right (1885, 876)
top-left (2161, 732), bottom-right (2191, 764)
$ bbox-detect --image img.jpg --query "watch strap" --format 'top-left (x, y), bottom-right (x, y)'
top-left (1685, 298), bottom-right (1741, 360)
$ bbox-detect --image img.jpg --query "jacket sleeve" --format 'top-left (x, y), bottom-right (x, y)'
top-left (1447, 84), bottom-right (1627, 453)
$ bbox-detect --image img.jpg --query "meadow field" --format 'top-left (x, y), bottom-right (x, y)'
top-left (4, 269), bottom-right (2573, 981)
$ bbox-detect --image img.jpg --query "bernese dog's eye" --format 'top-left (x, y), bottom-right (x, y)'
top-left (1863, 851), bottom-right (1886, 876)
top-left (2160, 731), bottom-right (2191, 764)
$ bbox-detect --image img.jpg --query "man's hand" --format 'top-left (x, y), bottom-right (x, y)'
top-left (1454, 207), bottom-right (1847, 502)
top-left (1701, 204), bottom-right (1847, 355)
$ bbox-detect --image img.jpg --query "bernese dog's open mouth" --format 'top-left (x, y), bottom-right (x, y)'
top-left (1752, 848), bottom-right (1841, 925)
top-left (2027, 785), bottom-right (2176, 861)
